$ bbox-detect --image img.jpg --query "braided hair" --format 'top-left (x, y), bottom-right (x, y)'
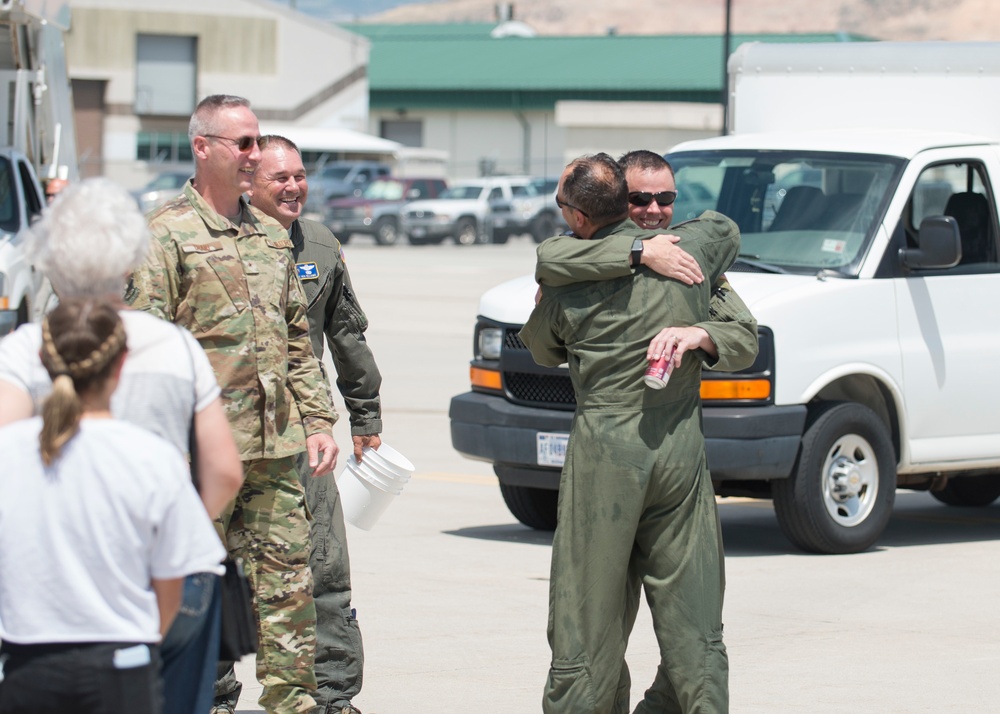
top-left (38, 299), bottom-right (127, 465)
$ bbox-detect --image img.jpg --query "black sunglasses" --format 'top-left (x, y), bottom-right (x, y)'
top-left (204, 134), bottom-right (262, 153)
top-left (628, 190), bottom-right (678, 208)
top-left (556, 196), bottom-right (590, 218)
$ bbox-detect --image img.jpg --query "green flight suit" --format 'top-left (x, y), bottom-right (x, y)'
top-left (520, 212), bottom-right (740, 714)
top-left (292, 218), bottom-right (383, 710)
top-left (129, 183), bottom-right (337, 714)
top-left (535, 213), bottom-right (758, 711)
top-left (535, 221), bottom-right (758, 373)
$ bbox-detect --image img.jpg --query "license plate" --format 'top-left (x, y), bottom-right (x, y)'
top-left (536, 432), bottom-right (568, 467)
top-left (494, 218), bottom-right (507, 228)
top-left (411, 227), bottom-right (426, 237)
top-left (330, 221), bottom-right (344, 233)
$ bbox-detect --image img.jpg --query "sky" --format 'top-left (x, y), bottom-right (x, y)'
top-left (279, 0), bottom-right (414, 21)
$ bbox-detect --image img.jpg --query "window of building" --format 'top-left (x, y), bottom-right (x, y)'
top-left (380, 119), bottom-right (423, 147)
top-left (136, 131), bottom-right (193, 163)
top-left (136, 34), bottom-right (197, 116)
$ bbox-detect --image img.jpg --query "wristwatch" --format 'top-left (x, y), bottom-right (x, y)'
top-left (630, 238), bottom-right (644, 269)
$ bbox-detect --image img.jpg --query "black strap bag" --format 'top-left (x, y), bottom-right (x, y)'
top-left (218, 557), bottom-right (259, 661)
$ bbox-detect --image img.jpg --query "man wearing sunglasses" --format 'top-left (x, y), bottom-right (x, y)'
top-left (537, 149), bottom-right (756, 379)
top-left (127, 95), bottom-right (339, 714)
top-left (521, 153), bottom-right (749, 714)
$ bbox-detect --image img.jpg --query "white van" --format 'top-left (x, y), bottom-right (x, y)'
top-left (450, 41), bottom-right (1000, 554)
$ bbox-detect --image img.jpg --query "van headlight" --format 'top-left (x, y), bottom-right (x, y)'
top-left (477, 327), bottom-right (503, 360)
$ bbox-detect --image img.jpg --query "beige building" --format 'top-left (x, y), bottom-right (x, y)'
top-left (66, 0), bottom-right (374, 187)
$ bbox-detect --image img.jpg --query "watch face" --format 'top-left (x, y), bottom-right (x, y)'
top-left (631, 239), bottom-right (643, 267)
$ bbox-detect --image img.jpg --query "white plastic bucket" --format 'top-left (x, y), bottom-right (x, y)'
top-left (337, 442), bottom-right (415, 529)
top-left (353, 457), bottom-right (404, 493)
top-left (363, 443), bottom-right (415, 479)
top-left (338, 460), bottom-right (398, 530)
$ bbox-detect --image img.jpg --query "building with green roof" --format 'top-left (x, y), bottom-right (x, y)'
top-left (344, 24), bottom-right (870, 177)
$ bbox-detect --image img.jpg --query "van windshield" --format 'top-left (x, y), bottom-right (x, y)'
top-left (667, 150), bottom-right (905, 275)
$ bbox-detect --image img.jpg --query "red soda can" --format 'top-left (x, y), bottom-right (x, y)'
top-left (643, 346), bottom-right (676, 389)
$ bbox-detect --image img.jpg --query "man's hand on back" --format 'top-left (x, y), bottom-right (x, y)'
top-left (640, 234), bottom-right (704, 285)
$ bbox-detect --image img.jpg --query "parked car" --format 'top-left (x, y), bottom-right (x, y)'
top-left (400, 176), bottom-right (532, 245)
top-left (304, 160), bottom-right (391, 215)
top-left (132, 170), bottom-right (191, 214)
top-left (325, 177), bottom-right (448, 245)
top-left (490, 176), bottom-right (567, 243)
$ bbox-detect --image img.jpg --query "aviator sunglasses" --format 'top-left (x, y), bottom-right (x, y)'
top-left (204, 134), bottom-right (263, 152)
top-left (627, 190), bottom-right (678, 208)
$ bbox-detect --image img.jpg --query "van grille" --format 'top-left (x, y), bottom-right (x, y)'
top-left (502, 328), bottom-right (577, 408)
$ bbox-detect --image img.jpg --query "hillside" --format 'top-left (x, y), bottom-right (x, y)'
top-left (368, 0), bottom-right (1000, 41)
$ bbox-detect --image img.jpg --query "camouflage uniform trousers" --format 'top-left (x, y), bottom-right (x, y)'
top-left (215, 456), bottom-right (319, 714)
top-left (296, 452), bottom-right (365, 711)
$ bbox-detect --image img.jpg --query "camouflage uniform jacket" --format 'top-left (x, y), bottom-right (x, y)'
top-left (535, 214), bottom-right (758, 373)
top-left (291, 218), bottom-right (383, 437)
top-left (128, 182), bottom-right (337, 460)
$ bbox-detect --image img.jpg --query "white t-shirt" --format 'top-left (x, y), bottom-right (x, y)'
top-left (0, 418), bottom-right (226, 644)
top-left (0, 310), bottom-right (219, 453)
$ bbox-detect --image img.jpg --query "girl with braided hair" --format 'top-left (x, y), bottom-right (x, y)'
top-left (0, 298), bottom-right (225, 714)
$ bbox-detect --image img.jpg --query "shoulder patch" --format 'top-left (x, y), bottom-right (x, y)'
top-left (296, 262), bottom-right (319, 280)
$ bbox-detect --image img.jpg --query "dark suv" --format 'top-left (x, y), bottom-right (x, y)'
top-left (325, 177), bottom-right (448, 245)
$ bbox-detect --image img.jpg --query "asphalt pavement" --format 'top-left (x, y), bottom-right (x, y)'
top-left (234, 235), bottom-right (1000, 713)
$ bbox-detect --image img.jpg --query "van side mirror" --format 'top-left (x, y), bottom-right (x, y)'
top-left (899, 215), bottom-right (961, 269)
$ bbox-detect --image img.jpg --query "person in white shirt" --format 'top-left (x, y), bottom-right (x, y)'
top-left (0, 298), bottom-right (225, 714)
top-left (0, 177), bottom-right (243, 714)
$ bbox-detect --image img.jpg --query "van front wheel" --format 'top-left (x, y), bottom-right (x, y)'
top-left (773, 402), bottom-right (896, 554)
top-left (499, 483), bottom-right (557, 531)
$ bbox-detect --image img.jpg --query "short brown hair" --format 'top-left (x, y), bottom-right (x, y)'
top-left (561, 153), bottom-right (628, 225)
top-left (188, 94), bottom-right (252, 143)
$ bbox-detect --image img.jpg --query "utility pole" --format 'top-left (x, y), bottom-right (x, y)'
top-left (722, 0), bottom-right (732, 135)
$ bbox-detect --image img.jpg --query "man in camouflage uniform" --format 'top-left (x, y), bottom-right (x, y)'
top-left (520, 154), bottom-right (742, 713)
top-left (126, 95), bottom-right (339, 714)
top-left (247, 134), bottom-right (383, 714)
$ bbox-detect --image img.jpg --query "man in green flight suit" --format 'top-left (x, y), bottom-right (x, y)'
top-left (532, 150), bottom-right (757, 712)
top-left (246, 134), bottom-right (383, 714)
top-left (536, 149), bottom-right (757, 373)
top-left (127, 95), bottom-right (338, 714)
top-left (520, 154), bottom-right (740, 714)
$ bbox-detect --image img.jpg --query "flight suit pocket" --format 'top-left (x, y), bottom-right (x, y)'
top-left (545, 656), bottom-right (596, 712)
top-left (341, 284), bottom-right (369, 334)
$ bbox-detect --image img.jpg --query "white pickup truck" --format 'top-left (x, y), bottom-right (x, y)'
top-left (0, 1), bottom-right (78, 336)
top-left (0, 147), bottom-right (47, 334)
top-left (450, 40), bottom-right (1000, 554)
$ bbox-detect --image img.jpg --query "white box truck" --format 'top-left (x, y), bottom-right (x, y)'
top-left (449, 41), bottom-right (1000, 554)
